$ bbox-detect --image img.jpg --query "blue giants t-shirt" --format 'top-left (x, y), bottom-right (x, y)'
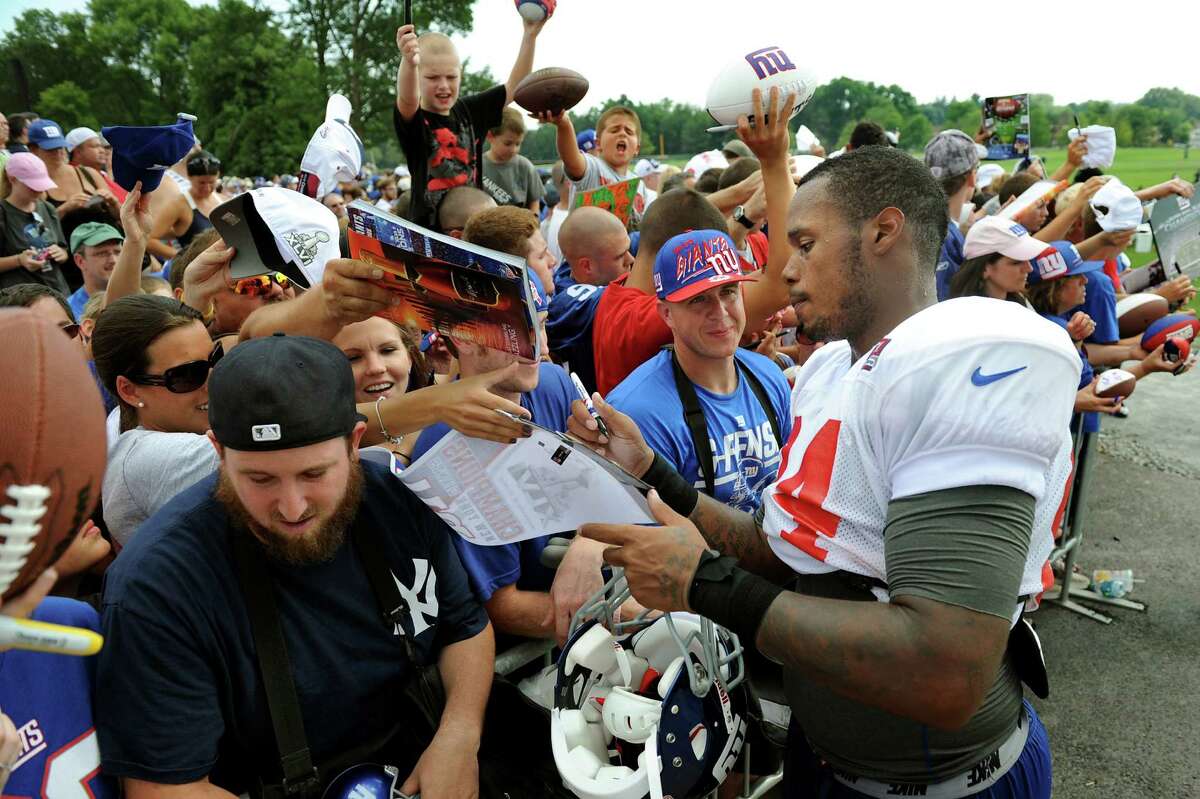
top-left (607, 349), bottom-right (792, 513)
top-left (1044, 313), bottom-right (1099, 433)
top-left (547, 282), bottom-right (606, 395)
top-left (409, 361), bottom-right (576, 601)
top-left (0, 598), bottom-right (118, 799)
top-left (95, 462), bottom-right (488, 793)
top-left (935, 221), bottom-right (966, 302)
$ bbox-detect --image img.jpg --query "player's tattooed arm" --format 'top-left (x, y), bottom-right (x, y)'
top-left (755, 592), bottom-right (1010, 729)
top-left (689, 493), bottom-right (793, 584)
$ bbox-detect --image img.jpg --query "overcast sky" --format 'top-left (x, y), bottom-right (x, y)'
top-left (5, 0), bottom-right (1199, 109)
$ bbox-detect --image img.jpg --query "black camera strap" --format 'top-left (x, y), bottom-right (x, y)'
top-left (668, 347), bottom-right (783, 497)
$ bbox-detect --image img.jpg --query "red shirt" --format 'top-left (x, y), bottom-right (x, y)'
top-left (740, 230), bottom-right (769, 273)
top-left (1102, 259), bottom-right (1121, 294)
top-left (592, 274), bottom-right (673, 396)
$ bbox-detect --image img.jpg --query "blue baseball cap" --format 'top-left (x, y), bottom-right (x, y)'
top-left (102, 114), bottom-right (197, 192)
top-left (27, 119), bottom-right (69, 150)
top-left (652, 230), bottom-right (755, 302)
top-left (1027, 241), bottom-right (1104, 286)
top-left (577, 129), bottom-right (597, 153)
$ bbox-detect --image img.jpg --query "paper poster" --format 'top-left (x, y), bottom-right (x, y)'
top-left (1150, 194), bottom-right (1200, 278)
top-left (572, 177), bottom-right (643, 230)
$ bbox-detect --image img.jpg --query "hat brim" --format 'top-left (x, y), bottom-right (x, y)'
top-left (17, 174), bottom-right (58, 192)
top-left (32, 137), bottom-right (69, 150)
top-left (662, 273), bottom-right (757, 303)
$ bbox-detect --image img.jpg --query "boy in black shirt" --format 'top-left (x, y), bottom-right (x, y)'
top-left (393, 11), bottom-right (549, 228)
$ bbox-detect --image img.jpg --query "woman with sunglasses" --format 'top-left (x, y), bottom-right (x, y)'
top-left (93, 294), bottom-right (223, 547)
top-left (177, 151), bottom-right (224, 250)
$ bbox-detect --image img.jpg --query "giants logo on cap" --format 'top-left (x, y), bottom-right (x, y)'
top-left (1034, 249), bottom-right (1068, 280)
top-left (745, 47), bottom-right (796, 80)
top-left (252, 424), bottom-right (282, 442)
top-left (674, 237), bottom-right (739, 282)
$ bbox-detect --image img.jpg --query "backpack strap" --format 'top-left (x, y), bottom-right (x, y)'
top-left (668, 348), bottom-right (785, 498)
top-left (231, 535), bottom-right (321, 798)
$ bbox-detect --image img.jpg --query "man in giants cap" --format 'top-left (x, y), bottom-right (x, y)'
top-left (96, 334), bottom-right (493, 798)
top-left (606, 229), bottom-right (792, 515)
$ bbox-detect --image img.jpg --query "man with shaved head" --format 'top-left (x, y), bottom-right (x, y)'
top-left (546, 206), bottom-right (633, 393)
top-left (435, 185), bottom-right (497, 238)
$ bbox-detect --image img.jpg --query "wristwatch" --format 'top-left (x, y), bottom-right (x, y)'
top-left (732, 205), bottom-right (756, 230)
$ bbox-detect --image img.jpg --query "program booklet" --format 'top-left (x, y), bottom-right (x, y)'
top-left (346, 200), bottom-right (540, 361)
top-left (399, 413), bottom-right (654, 546)
top-left (982, 94), bottom-right (1031, 160)
top-left (572, 176), bottom-right (643, 230)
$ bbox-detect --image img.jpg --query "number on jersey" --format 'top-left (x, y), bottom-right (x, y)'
top-left (773, 418), bottom-right (842, 561)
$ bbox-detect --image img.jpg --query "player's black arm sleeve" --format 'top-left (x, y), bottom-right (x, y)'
top-left (753, 484), bottom-right (1034, 730)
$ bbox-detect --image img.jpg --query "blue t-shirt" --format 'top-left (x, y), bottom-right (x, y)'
top-left (607, 349), bottom-right (792, 513)
top-left (0, 598), bottom-right (118, 799)
top-left (67, 285), bottom-right (89, 320)
top-left (547, 282), bottom-right (606, 395)
top-left (1071, 269), bottom-right (1120, 345)
top-left (96, 463), bottom-right (488, 793)
top-left (409, 362), bottom-right (576, 602)
top-left (935, 221), bottom-right (966, 302)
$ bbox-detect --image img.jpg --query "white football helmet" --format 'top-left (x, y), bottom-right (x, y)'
top-left (551, 568), bottom-right (746, 799)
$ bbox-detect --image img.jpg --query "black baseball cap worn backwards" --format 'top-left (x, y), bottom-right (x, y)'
top-left (209, 333), bottom-right (366, 452)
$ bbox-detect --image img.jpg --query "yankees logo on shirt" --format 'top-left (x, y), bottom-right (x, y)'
top-left (761, 297), bottom-right (1081, 614)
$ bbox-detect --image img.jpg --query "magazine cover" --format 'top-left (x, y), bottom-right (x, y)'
top-left (346, 200), bottom-right (540, 361)
top-left (572, 176), bottom-right (643, 229)
top-left (982, 94), bottom-right (1031, 160)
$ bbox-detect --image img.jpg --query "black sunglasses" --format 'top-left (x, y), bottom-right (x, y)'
top-left (59, 322), bottom-right (80, 339)
top-left (127, 342), bottom-right (224, 394)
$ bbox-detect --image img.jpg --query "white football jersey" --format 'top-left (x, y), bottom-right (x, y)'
top-left (762, 297), bottom-right (1081, 615)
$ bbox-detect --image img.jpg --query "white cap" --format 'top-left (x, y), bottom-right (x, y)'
top-left (963, 216), bottom-right (1051, 261)
top-left (976, 163), bottom-right (1005, 190)
top-left (633, 158), bottom-right (666, 178)
top-left (1090, 178), bottom-right (1142, 232)
top-left (65, 126), bottom-right (102, 152)
top-left (298, 93), bottom-right (364, 199)
top-left (393, 164), bottom-right (411, 177)
top-left (683, 150), bottom-right (728, 178)
top-left (250, 187), bottom-right (342, 289)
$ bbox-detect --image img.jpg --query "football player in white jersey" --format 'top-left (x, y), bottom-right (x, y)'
top-left (571, 98), bottom-right (1078, 799)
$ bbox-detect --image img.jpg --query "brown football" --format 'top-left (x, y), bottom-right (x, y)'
top-left (1115, 293), bottom-right (1169, 338)
top-left (514, 67), bottom-right (590, 115)
top-left (0, 310), bottom-right (107, 600)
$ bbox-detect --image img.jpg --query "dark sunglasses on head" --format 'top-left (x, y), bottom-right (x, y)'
top-left (188, 155), bottom-right (222, 175)
top-left (232, 271), bottom-right (291, 297)
top-left (59, 322), bottom-right (80, 339)
top-left (127, 342), bottom-right (224, 394)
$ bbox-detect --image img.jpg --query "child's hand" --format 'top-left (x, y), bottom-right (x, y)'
top-left (531, 109), bottom-right (568, 127)
top-left (396, 24), bottom-right (419, 66)
top-left (735, 87), bottom-right (797, 166)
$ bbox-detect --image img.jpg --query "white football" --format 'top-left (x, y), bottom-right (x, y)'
top-left (1095, 368), bottom-right (1136, 399)
top-left (705, 46), bottom-right (816, 132)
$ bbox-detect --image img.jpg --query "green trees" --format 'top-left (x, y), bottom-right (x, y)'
top-left (1, 2), bottom-right (1196, 173)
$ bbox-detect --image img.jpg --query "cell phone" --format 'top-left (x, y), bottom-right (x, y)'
top-left (37, 248), bottom-right (52, 271)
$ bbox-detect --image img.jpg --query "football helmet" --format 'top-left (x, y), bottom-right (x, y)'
top-left (322, 763), bottom-right (415, 799)
top-left (551, 568), bottom-right (746, 799)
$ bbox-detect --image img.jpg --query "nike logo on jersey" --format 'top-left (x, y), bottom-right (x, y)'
top-left (971, 366), bottom-right (1027, 386)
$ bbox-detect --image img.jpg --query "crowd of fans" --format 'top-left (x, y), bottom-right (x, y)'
top-left (1, 9), bottom-right (1197, 799)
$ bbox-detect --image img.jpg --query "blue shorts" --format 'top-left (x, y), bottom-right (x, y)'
top-left (782, 700), bottom-right (1052, 799)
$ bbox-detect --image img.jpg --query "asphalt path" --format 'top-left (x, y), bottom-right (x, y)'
top-left (1030, 370), bottom-right (1200, 797)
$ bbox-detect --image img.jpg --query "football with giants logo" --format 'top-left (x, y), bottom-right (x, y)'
top-left (705, 46), bottom-right (816, 132)
top-left (0, 310), bottom-right (107, 601)
top-left (1140, 312), bottom-right (1200, 351)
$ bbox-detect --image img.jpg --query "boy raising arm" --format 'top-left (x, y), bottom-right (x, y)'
top-left (394, 13), bottom-right (548, 228)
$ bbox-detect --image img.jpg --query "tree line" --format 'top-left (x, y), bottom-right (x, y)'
top-left (3, 0), bottom-right (1196, 175)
